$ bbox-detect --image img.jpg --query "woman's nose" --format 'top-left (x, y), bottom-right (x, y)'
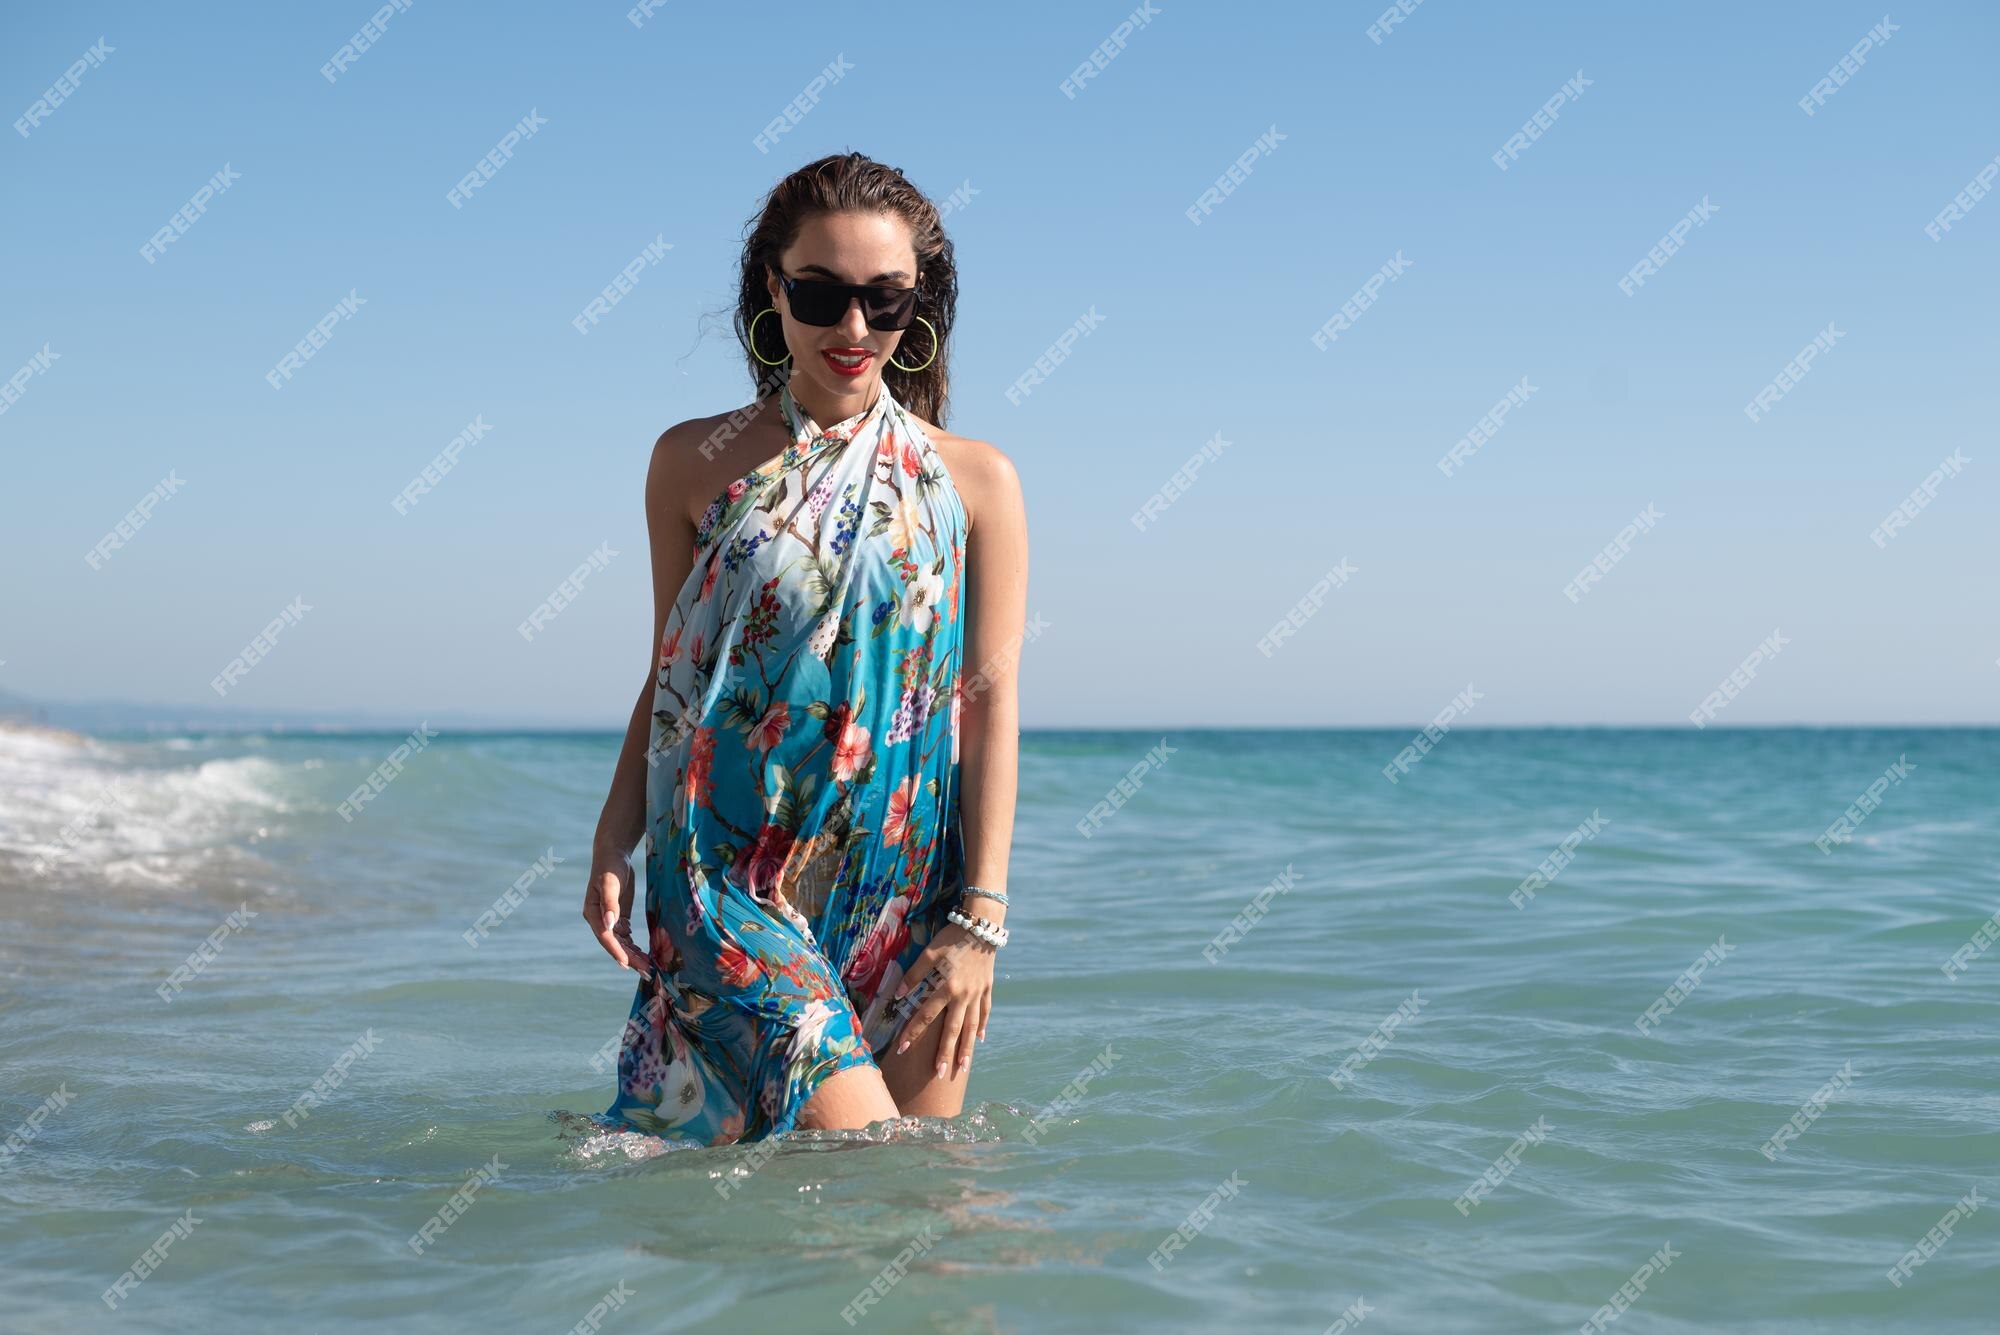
top-left (838, 300), bottom-right (870, 340)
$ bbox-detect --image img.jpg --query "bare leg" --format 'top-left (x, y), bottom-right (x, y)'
top-left (795, 1062), bottom-right (901, 1132)
top-left (878, 1028), bottom-right (971, 1117)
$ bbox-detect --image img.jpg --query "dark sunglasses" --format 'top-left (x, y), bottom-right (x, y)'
top-left (778, 272), bottom-right (920, 331)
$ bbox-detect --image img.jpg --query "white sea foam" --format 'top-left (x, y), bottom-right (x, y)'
top-left (0, 723), bottom-right (287, 890)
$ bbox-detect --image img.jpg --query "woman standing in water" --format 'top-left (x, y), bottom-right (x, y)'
top-left (584, 152), bottom-right (1029, 1146)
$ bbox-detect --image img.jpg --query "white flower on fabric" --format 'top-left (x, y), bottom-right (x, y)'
top-left (807, 609), bottom-right (840, 662)
top-left (899, 567), bottom-right (944, 633)
top-left (669, 1065), bottom-right (700, 1114)
top-left (790, 998), bottom-right (839, 1062)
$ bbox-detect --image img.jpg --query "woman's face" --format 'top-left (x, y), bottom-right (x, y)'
top-left (767, 210), bottom-right (918, 398)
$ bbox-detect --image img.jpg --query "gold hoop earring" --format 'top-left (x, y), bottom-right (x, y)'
top-left (748, 307), bottom-right (791, 366)
top-left (889, 316), bottom-right (939, 373)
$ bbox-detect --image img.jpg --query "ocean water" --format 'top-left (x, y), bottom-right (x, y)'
top-left (1, 723), bottom-right (1995, 1333)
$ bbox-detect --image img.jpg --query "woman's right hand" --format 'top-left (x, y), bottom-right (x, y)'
top-left (583, 841), bottom-right (653, 976)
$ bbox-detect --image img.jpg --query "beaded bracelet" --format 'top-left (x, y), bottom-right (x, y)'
top-left (963, 885), bottom-right (1009, 909)
top-left (946, 906), bottom-right (1009, 949)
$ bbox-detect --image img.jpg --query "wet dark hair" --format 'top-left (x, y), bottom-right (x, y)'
top-left (732, 151), bottom-right (958, 427)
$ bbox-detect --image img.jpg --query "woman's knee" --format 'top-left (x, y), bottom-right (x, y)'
top-left (796, 1062), bottom-right (900, 1130)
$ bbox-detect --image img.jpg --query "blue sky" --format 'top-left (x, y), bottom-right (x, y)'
top-left (3, 0), bottom-right (1995, 728)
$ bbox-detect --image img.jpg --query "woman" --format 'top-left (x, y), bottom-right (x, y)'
top-left (583, 152), bottom-right (1029, 1146)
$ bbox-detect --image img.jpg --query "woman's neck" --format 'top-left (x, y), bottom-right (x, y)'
top-left (787, 374), bottom-right (881, 435)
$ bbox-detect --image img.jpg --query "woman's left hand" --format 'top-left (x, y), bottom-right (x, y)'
top-left (891, 923), bottom-right (996, 1080)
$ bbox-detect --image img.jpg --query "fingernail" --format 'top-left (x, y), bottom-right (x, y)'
top-left (936, 1062), bottom-right (947, 1079)
top-left (896, 1039), bottom-right (908, 1054)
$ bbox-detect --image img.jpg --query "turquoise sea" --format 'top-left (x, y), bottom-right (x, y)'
top-left (1, 724), bottom-right (1994, 1332)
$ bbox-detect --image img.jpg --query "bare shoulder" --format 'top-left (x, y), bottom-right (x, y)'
top-left (648, 403), bottom-right (780, 527)
top-left (910, 416), bottom-right (1023, 529)
top-left (647, 410), bottom-right (734, 482)
top-left (645, 416), bottom-right (693, 473)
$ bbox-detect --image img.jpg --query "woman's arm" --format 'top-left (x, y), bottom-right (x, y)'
top-left (955, 442), bottom-right (1029, 1037)
top-left (583, 423), bottom-right (698, 974)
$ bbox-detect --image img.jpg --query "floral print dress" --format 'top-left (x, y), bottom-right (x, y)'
top-left (599, 378), bottom-right (969, 1146)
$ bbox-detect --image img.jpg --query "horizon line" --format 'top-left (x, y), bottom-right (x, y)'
top-left (12, 719), bottom-right (2000, 738)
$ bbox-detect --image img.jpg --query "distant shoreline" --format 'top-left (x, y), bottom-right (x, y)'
top-left (6, 694), bottom-right (1996, 738)
top-left (13, 720), bottom-right (2000, 741)
top-left (0, 717), bottom-right (91, 747)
